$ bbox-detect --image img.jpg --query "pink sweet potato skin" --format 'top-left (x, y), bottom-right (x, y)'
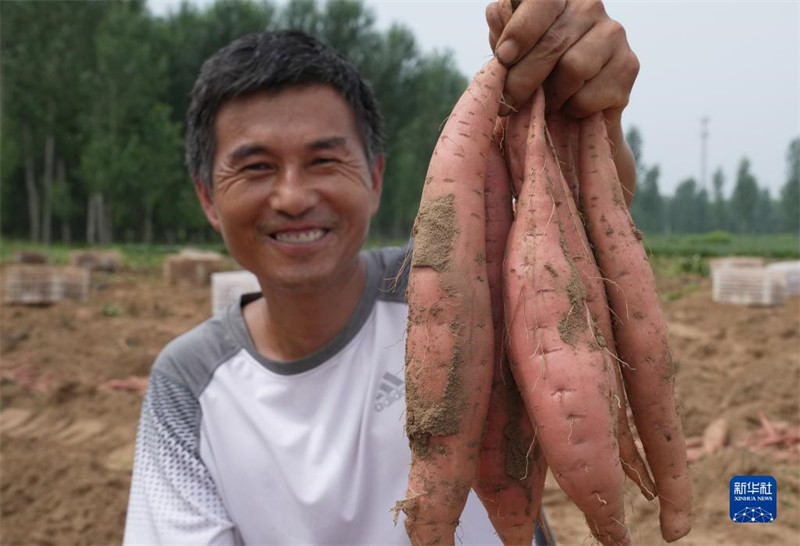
top-left (474, 123), bottom-right (546, 545)
top-left (401, 59), bottom-right (507, 546)
top-left (503, 98), bottom-right (533, 197)
top-left (547, 111), bottom-right (656, 502)
top-left (577, 112), bottom-right (693, 542)
top-left (503, 88), bottom-right (630, 546)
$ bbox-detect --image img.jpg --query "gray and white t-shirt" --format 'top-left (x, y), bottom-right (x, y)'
top-left (122, 247), bottom-right (508, 545)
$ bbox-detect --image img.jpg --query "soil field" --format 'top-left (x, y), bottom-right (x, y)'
top-left (1, 262), bottom-right (798, 545)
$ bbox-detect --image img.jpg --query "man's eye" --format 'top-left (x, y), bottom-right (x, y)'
top-left (243, 163), bottom-right (272, 172)
top-left (312, 157), bottom-right (337, 166)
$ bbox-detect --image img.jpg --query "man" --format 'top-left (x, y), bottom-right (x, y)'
top-left (123, 1), bottom-right (638, 544)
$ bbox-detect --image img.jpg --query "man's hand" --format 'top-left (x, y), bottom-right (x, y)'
top-left (486, 0), bottom-right (639, 119)
top-left (486, 0), bottom-right (639, 204)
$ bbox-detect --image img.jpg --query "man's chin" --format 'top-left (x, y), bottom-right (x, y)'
top-left (264, 266), bottom-right (340, 294)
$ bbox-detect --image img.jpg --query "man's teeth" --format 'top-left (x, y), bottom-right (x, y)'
top-left (274, 229), bottom-right (326, 243)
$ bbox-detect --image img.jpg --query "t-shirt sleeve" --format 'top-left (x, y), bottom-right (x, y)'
top-left (123, 369), bottom-right (240, 546)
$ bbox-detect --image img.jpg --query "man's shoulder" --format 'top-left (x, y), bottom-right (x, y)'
top-left (152, 311), bottom-right (242, 398)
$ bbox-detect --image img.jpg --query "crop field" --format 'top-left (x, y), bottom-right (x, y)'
top-left (0, 237), bottom-right (798, 545)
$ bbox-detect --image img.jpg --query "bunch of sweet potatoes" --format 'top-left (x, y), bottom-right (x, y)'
top-left (397, 11), bottom-right (692, 546)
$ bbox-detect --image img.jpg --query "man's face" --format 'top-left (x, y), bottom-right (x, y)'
top-left (197, 85), bottom-right (384, 294)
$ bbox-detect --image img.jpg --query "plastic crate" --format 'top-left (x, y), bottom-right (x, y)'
top-left (211, 270), bottom-right (260, 315)
top-left (70, 249), bottom-right (123, 272)
top-left (712, 266), bottom-right (783, 306)
top-left (767, 261), bottom-right (800, 297)
top-left (163, 250), bottom-right (225, 287)
top-left (708, 256), bottom-right (764, 272)
top-left (3, 265), bottom-right (89, 305)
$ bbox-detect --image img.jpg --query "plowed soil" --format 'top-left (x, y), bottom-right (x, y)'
top-left (1, 264), bottom-right (798, 545)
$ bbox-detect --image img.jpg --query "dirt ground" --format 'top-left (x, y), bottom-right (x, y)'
top-left (1, 262), bottom-right (798, 545)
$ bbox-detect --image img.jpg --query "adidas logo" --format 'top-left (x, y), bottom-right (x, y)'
top-left (374, 372), bottom-right (404, 412)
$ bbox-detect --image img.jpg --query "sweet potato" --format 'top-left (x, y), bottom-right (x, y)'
top-left (546, 110), bottom-right (656, 502)
top-left (502, 98), bottom-right (532, 197)
top-left (474, 120), bottom-right (546, 545)
top-left (398, 58), bottom-right (507, 546)
top-left (577, 112), bottom-right (693, 542)
top-left (503, 88), bottom-right (630, 546)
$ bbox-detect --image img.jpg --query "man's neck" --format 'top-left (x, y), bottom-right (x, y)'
top-left (243, 258), bottom-right (367, 362)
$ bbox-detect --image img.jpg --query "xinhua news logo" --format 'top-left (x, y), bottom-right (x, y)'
top-left (730, 475), bottom-right (777, 523)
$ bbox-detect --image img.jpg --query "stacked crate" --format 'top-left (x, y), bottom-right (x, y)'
top-left (3, 265), bottom-right (89, 305)
top-left (70, 249), bottom-right (123, 272)
top-left (711, 266), bottom-right (782, 306)
top-left (711, 257), bottom-right (800, 306)
top-left (708, 256), bottom-right (764, 272)
top-left (211, 270), bottom-right (260, 315)
top-left (163, 249), bottom-right (226, 287)
top-left (766, 261), bottom-right (800, 298)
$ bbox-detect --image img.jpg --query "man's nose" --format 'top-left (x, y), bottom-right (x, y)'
top-left (269, 167), bottom-right (319, 217)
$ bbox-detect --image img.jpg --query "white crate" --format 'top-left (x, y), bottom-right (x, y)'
top-left (708, 256), bottom-right (764, 272)
top-left (712, 266), bottom-right (783, 306)
top-left (211, 270), bottom-right (260, 315)
top-left (767, 261), bottom-right (800, 297)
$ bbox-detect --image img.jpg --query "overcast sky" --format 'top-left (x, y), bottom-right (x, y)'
top-left (149, 0), bottom-right (800, 197)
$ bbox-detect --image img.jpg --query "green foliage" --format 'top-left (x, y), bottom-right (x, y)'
top-left (643, 232), bottom-right (800, 259)
top-left (1, 0), bottom-right (794, 244)
top-left (730, 158), bottom-right (760, 233)
top-left (780, 138), bottom-right (800, 233)
top-left (700, 230), bottom-right (733, 244)
top-left (677, 254), bottom-right (709, 276)
top-left (711, 167), bottom-right (727, 231)
top-left (0, 237), bottom-right (228, 272)
top-left (666, 178), bottom-right (711, 233)
top-left (632, 165), bottom-right (665, 234)
top-left (101, 303), bottom-right (122, 317)
top-left (625, 127), bottom-right (792, 239)
top-left (1, 0), bottom-right (464, 242)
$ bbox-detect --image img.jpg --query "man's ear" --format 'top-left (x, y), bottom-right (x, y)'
top-left (194, 176), bottom-right (222, 232)
top-left (369, 155), bottom-right (385, 216)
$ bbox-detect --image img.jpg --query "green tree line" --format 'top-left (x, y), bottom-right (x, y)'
top-left (1, 0), bottom-right (466, 244)
top-left (3, 0), bottom-right (797, 246)
top-left (627, 128), bottom-right (799, 236)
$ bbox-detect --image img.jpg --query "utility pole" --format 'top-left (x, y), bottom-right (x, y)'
top-left (700, 116), bottom-right (709, 190)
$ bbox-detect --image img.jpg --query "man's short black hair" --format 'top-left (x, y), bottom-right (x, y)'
top-left (186, 30), bottom-right (385, 191)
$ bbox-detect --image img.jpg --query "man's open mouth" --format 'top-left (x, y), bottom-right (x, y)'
top-left (271, 228), bottom-right (329, 244)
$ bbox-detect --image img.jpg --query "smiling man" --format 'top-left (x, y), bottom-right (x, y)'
top-left (200, 84), bottom-right (384, 362)
top-left (123, 2), bottom-right (638, 544)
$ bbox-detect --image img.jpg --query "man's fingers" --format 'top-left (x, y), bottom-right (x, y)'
top-left (489, 0), bottom-right (638, 118)
top-left (542, 21), bottom-right (616, 111)
top-left (495, 0), bottom-right (566, 65)
top-left (500, 5), bottom-right (594, 111)
top-left (486, 1), bottom-right (505, 46)
top-left (561, 47), bottom-right (639, 117)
